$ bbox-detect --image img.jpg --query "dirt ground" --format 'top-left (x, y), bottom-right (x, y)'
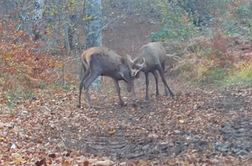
top-left (1, 74), bottom-right (252, 165)
top-left (57, 9), bottom-right (252, 162)
top-left (2, 6), bottom-right (252, 166)
top-left (62, 78), bottom-right (252, 164)
top-left (102, 6), bottom-right (161, 58)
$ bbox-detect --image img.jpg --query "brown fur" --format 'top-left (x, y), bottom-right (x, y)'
top-left (139, 42), bottom-right (167, 67)
top-left (127, 42), bottom-right (175, 100)
top-left (78, 46), bottom-right (135, 108)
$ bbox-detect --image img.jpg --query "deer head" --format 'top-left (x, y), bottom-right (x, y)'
top-left (126, 54), bottom-right (145, 78)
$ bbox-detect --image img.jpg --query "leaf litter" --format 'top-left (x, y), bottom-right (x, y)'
top-left (0, 80), bottom-right (252, 165)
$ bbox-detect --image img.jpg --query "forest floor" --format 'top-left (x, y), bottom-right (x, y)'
top-left (1, 77), bottom-right (252, 165)
top-left (1, 4), bottom-right (252, 166)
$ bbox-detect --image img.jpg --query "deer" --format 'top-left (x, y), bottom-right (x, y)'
top-left (77, 46), bottom-right (135, 108)
top-left (126, 42), bottom-right (176, 101)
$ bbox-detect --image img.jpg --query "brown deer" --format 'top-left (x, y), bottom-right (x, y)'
top-left (77, 46), bottom-right (135, 108)
top-left (126, 42), bottom-right (175, 100)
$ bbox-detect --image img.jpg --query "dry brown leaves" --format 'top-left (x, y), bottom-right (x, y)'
top-left (0, 79), bottom-right (252, 165)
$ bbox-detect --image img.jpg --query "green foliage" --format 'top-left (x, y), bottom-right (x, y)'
top-left (158, 0), bottom-right (252, 89)
top-left (39, 84), bottom-right (47, 89)
top-left (47, 48), bottom-right (63, 55)
top-left (193, 67), bottom-right (232, 88)
top-left (83, 16), bottom-right (92, 21)
top-left (235, 6), bottom-right (251, 20)
top-left (238, 63), bottom-right (252, 78)
top-left (63, 85), bottom-right (72, 91)
top-left (150, 0), bottom-right (199, 42)
top-left (4, 87), bottom-right (34, 104)
top-left (151, 29), bottom-right (169, 42)
top-left (228, 62), bottom-right (252, 85)
top-left (206, 68), bottom-right (227, 81)
top-left (221, 62), bottom-right (252, 87)
top-left (151, 25), bottom-right (198, 42)
top-left (150, 0), bottom-right (252, 42)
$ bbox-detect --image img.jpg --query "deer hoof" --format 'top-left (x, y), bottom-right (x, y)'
top-left (131, 102), bottom-right (137, 107)
top-left (172, 95), bottom-right (177, 100)
top-left (77, 104), bottom-right (81, 108)
top-left (165, 90), bottom-right (169, 96)
top-left (86, 102), bottom-right (92, 108)
top-left (120, 101), bottom-right (126, 107)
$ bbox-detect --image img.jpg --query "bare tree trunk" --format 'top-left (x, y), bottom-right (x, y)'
top-left (69, 14), bottom-right (77, 50)
top-left (33, 0), bottom-right (44, 41)
top-left (64, 15), bottom-right (71, 55)
top-left (64, 14), bottom-right (77, 55)
top-left (84, 0), bottom-right (102, 91)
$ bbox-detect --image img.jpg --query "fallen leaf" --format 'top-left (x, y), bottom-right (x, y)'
top-left (62, 159), bottom-right (74, 166)
top-left (179, 119), bottom-right (184, 124)
top-left (141, 94), bottom-right (145, 98)
top-left (0, 136), bottom-right (4, 141)
top-left (14, 158), bottom-right (26, 163)
top-left (48, 153), bottom-right (56, 158)
top-left (25, 135), bottom-right (32, 140)
top-left (37, 138), bottom-right (43, 143)
top-left (70, 149), bottom-right (79, 157)
top-left (108, 130), bottom-right (116, 135)
top-left (92, 160), bottom-right (114, 166)
top-left (35, 158), bottom-right (47, 166)
top-left (101, 121), bottom-right (106, 125)
top-left (83, 160), bottom-right (90, 166)
top-left (10, 128), bottom-right (15, 133)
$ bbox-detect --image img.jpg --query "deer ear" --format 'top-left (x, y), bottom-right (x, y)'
top-left (119, 72), bottom-right (129, 83)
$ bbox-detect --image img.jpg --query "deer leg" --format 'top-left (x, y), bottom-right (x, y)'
top-left (156, 65), bottom-right (175, 99)
top-left (77, 69), bottom-right (91, 108)
top-left (144, 72), bottom-right (150, 100)
top-left (113, 79), bottom-right (124, 106)
top-left (83, 71), bottom-right (101, 108)
top-left (161, 63), bottom-right (169, 96)
top-left (152, 70), bottom-right (159, 98)
top-left (131, 81), bottom-right (136, 101)
top-left (161, 62), bottom-right (166, 72)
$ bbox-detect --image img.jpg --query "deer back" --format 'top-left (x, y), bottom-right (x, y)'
top-left (82, 46), bottom-right (133, 82)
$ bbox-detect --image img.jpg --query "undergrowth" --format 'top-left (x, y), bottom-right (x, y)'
top-left (168, 28), bottom-right (252, 89)
top-left (2, 0), bottom-right (252, 105)
top-left (227, 62), bottom-right (252, 86)
top-left (0, 21), bottom-right (69, 105)
top-left (158, 1), bottom-right (252, 89)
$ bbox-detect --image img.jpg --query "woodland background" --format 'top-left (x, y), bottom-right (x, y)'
top-left (1, 0), bottom-right (252, 165)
